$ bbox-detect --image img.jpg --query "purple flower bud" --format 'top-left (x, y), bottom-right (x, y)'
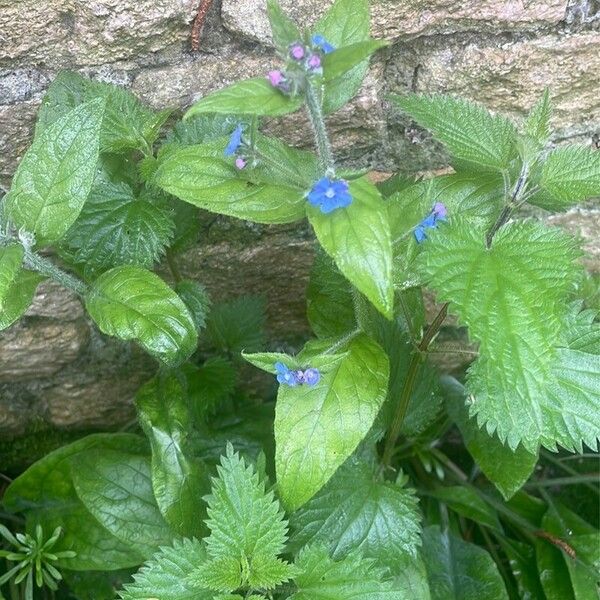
top-left (235, 157), bottom-right (247, 170)
top-left (267, 70), bottom-right (285, 87)
top-left (307, 53), bottom-right (322, 70)
top-left (433, 202), bottom-right (447, 219)
top-left (302, 368), bottom-right (321, 386)
top-left (290, 43), bottom-right (305, 60)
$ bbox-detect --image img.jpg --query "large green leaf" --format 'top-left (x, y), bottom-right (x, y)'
top-left (418, 219), bottom-right (600, 452)
top-left (119, 538), bottom-right (212, 600)
top-left (0, 270), bottom-right (44, 331)
top-left (135, 372), bottom-right (210, 538)
top-left (266, 0), bottom-right (301, 51)
top-left (322, 40), bottom-right (389, 81)
top-left (85, 266), bottom-right (197, 366)
top-left (421, 526), bottom-right (509, 599)
top-left (391, 94), bottom-right (518, 172)
top-left (184, 78), bottom-right (303, 119)
top-left (289, 455), bottom-right (421, 569)
top-left (313, 0), bottom-right (370, 114)
top-left (308, 177), bottom-right (393, 318)
top-left (2, 434), bottom-right (147, 571)
top-left (275, 334), bottom-right (389, 510)
top-left (442, 377), bottom-right (538, 500)
top-left (4, 99), bottom-right (104, 245)
top-left (175, 279), bottom-right (211, 332)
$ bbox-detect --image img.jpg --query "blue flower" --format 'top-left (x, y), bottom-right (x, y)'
top-left (296, 368), bottom-right (321, 386)
top-left (275, 362), bottom-right (299, 386)
top-left (312, 34), bottom-right (335, 54)
top-left (307, 177), bottom-right (352, 213)
top-left (224, 124), bottom-right (244, 156)
top-left (414, 202), bottom-right (448, 243)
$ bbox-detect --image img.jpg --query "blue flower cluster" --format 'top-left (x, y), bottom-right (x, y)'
top-left (414, 202), bottom-right (447, 243)
top-left (307, 177), bottom-right (352, 213)
top-left (312, 34), bottom-right (335, 54)
top-left (275, 362), bottom-right (321, 387)
top-left (224, 124), bottom-right (247, 169)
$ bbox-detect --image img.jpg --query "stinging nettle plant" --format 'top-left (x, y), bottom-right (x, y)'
top-left (0, 0), bottom-right (599, 598)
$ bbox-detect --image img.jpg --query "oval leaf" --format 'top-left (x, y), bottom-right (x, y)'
top-left (0, 244), bottom-right (24, 309)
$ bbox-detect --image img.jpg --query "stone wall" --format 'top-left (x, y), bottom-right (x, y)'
top-left (1, 0), bottom-right (599, 466)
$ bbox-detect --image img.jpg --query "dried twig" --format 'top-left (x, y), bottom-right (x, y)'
top-left (191, 0), bottom-right (214, 51)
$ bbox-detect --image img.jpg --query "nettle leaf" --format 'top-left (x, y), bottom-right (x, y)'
top-left (4, 99), bottom-right (104, 245)
top-left (71, 444), bottom-right (172, 559)
top-left (313, 0), bottom-right (370, 114)
top-left (136, 372), bottom-right (211, 538)
top-left (61, 173), bottom-right (174, 279)
top-left (289, 455), bottom-right (421, 570)
top-left (169, 200), bottom-right (202, 254)
top-left (418, 218), bottom-right (600, 452)
top-left (191, 444), bottom-right (295, 592)
top-left (0, 270), bottom-right (45, 331)
top-left (523, 88), bottom-right (552, 154)
top-left (37, 71), bottom-right (170, 153)
top-left (442, 377), bottom-right (538, 500)
top-left (175, 280), bottom-right (211, 332)
top-left (3, 434), bottom-right (147, 571)
top-left (290, 546), bottom-right (397, 600)
top-left (119, 538), bottom-right (211, 600)
top-left (421, 526), bottom-right (509, 599)
top-left (184, 78), bottom-right (303, 119)
top-left (531, 145), bottom-right (600, 211)
top-left (308, 177), bottom-right (393, 318)
top-left (168, 114), bottom-right (254, 146)
top-left (154, 142), bottom-right (307, 224)
top-left (267, 0), bottom-right (301, 50)
top-left (275, 334), bottom-right (389, 510)
top-left (85, 265), bottom-right (197, 366)
top-left (391, 94), bottom-right (518, 172)
top-left (323, 40), bottom-right (388, 81)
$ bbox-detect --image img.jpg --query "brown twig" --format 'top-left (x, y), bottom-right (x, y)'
top-left (191, 0), bottom-right (214, 51)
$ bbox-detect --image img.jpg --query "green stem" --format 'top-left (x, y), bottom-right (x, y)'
top-left (525, 474), bottom-right (599, 488)
top-left (22, 249), bottom-right (87, 296)
top-left (541, 450), bottom-right (599, 495)
top-left (304, 81), bottom-right (335, 175)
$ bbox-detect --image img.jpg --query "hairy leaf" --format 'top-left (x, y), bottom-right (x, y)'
top-left (0, 270), bottom-right (45, 331)
top-left (322, 40), bottom-right (389, 81)
top-left (86, 266), bottom-right (197, 366)
top-left (392, 94), bottom-right (518, 172)
top-left (275, 334), bottom-right (389, 510)
top-left (267, 0), bottom-right (301, 50)
top-left (523, 88), bottom-right (552, 155)
top-left (4, 99), bottom-right (104, 245)
top-left (175, 280), bottom-right (211, 332)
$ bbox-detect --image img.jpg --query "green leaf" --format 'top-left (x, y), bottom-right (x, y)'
top-left (308, 177), bottom-right (393, 318)
top-left (323, 40), bottom-right (388, 81)
top-left (289, 455), bottom-right (421, 570)
top-left (191, 444), bottom-right (295, 592)
top-left (421, 526), bottom-right (509, 599)
top-left (430, 486), bottom-right (501, 532)
top-left (418, 219), bottom-right (600, 452)
top-left (154, 143), bottom-right (307, 224)
top-left (85, 266), bottom-right (197, 366)
top-left (532, 145), bottom-right (600, 210)
top-left (390, 554), bottom-right (431, 599)
top-left (167, 114), bottom-right (254, 146)
top-left (290, 546), bottom-right (397, 599)
top-left (37, 71), bottom-right (170, 153)
top-left (313, 0), bottom-right (370, 114)
top-left (442, 377), bottom-right (538, 500)
top-left (0, 270), bottom-right (44, 331)
top-left (184, 78), bottom-right (303, 119)
top-left (61, 173), bottom-right (174, 278)
top-left (169, 200), bottom-right (202, 254)
top-left (206, 295), bottom-right (266, 355)
top-left (136, 372), bottom-right (211, 538)
top-left (0, 244), bottom-right (24, 310)
top-left (71, 445), bottom-right (173, 558)
top-left (4, 99), bottom-right (104, 245)
top-left (391, 94), bottom-right (518, 172)
top-left (119, 538), bottom-right (212, 600)
top-left (3, 434), bottom-right (147, 571)
top-left (275, 334), bottom-right (389, 510)
top-left (267, 0), bottom-right (301, 50)
top-left (523, 88), bottom-right (552, 154)
top-left (175, 280), bottom-right (211, 332)
top-left (498, 539), bottom-right (545, 600)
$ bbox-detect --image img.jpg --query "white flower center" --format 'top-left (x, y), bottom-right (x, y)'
top-left (325, 188), bottom-right (336, 198)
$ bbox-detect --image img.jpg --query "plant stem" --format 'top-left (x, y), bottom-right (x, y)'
top-left (380, 303), bottom-right (449, 470)
top-left (22, 249), bottom-right (87, 296)
top-left (304, 81), bottom-right (335, 175)
top-left (166, 249), bottom-right (182, 284)
top-left (525, 474), bottom-right (599, 488)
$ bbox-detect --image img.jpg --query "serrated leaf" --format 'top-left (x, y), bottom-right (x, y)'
top-left (61, 173), bottom-right (174, 278)
top-left (421, 526), bottom-right (509, 599)
top-left (0, 270), bottom-right (45, 331)
top-left (418, 218), bottom-right (599, 452)
top-left (167, 114), bottom-right (255, 146)
top-left (85, 265), bottom-right (197, 366)
top-left (4, 99), bottom-right (104, 245)
top-left (523, 88), bottom-right (552, 154)
top-left (71, 445), bottom-right (173, 558)
top-left (267, 0), bottom-right (301, 50)
top-left (169, 199), bottom-right (202, 254)
top-left (118, 538), bottom-right (211, 600)
top-left (290, 546), bottom-right (397, 599)
top-left (275, 334), bottom-right (389, 510)
top-left (442, 377), bottom-right (538, 500)
top-left (392, 94), bottom-right (518, 172)
top-left (136, 372), bottom-right (211, 538)
top-left (175, 280), bottom-right (211, 332)
top-left (323, 40), bottom-right (388, 81)
top-left (313, 0), bottom-right (370, 114)
top-left (532, 145), bottom-right (600, 210)
top-left (184, 78), bottom-right (303, 119)
top-left (308, 177), bottom-right (393, 318)
top-left (3, 434), bottom-right (147, 571)
top-left (289, 456), bottom-right (421, 569)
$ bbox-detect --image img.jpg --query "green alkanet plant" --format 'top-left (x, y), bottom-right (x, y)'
top-left (0, 0), bottom-right (599, 598)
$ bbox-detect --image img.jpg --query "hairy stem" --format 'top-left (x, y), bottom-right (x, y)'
top-left (22, 249), bottom-right (87, 296)
top-left (380, 303), bottom-right (449, 470)
top-left (304, 81), bottom-right (335, 175)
